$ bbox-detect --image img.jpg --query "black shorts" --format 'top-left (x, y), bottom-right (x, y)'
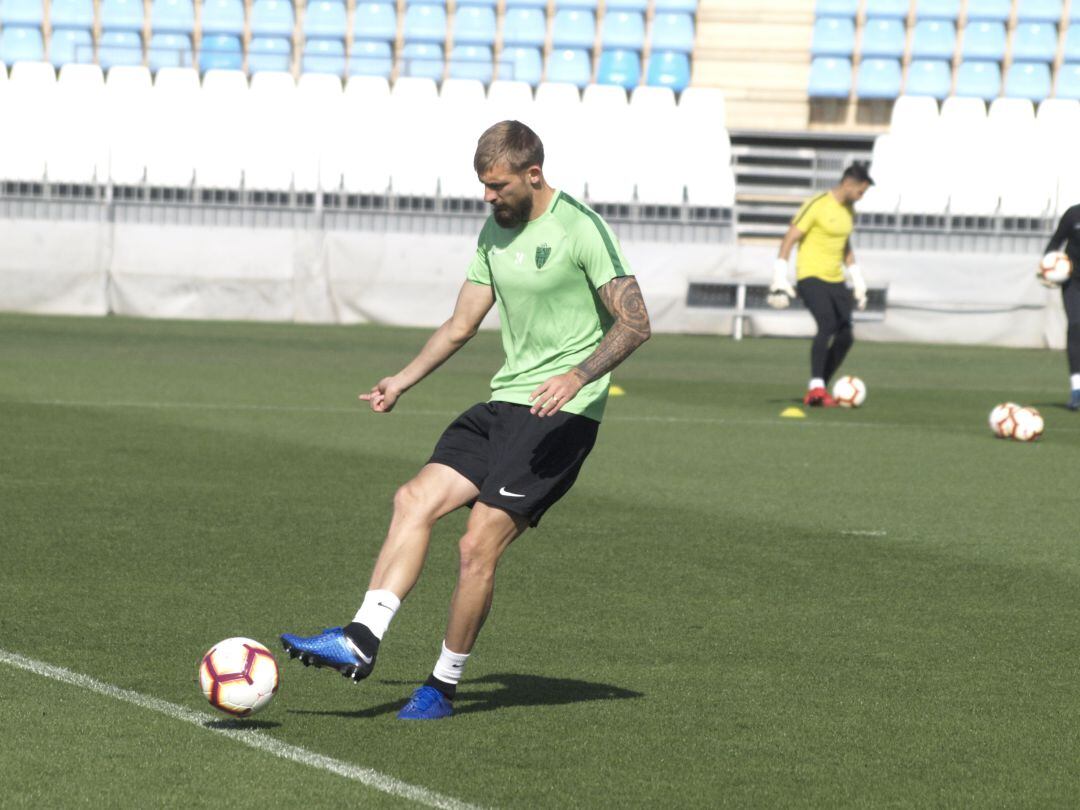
top-left (797, 277), bottom-right (854, 333)
top-left (428, 401), bottom-right (599, 527)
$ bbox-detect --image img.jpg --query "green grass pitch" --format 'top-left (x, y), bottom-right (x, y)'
top-left (3, 312), bottom-right (1080, 808)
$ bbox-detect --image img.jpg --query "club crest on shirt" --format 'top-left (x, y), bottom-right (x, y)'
top-left (535, 243), bottom-right (552, 269)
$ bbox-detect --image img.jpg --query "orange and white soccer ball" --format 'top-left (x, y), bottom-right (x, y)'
top-left (1012, 406), bottom-right (1044, 442)
top-left (831, 375), bottom-right (867, 408)
top-left (199, 637), bottom-right (279, 717)
top-left (988, 402), bottom-right (1020, 438)
top-left (1038, 252), bottom-right (1072, 286)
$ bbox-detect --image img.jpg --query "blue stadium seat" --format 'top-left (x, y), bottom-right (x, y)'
top-left (448, 43), bottom-right (492, 81)
top-left (100, 0), bottom-right (144, 31)
top-left (955, 59), bottom-right (1001, 99)
top-left (97, 30), bottom-right (143, 68)
top-left (0, 24), bottom-right (43, 62)
top-left (962, 22), bottom-right (1006, 60)
top-left (554, 0), bottom-right (597, 10)
top-left (551, 10), bottom-right (595, 50)
top-left (645, 50), bottom-right (688, 91)
top-left (353, 3), bottom-right (396, 42)
top-left (453, 6), bottom-right (496, 46)
top-left (404, 0), bottom-right (447, 5)
top-left (1066, 25), bottom-right (1080, 61)
top-left (247, 36), bottom-right (291, 72)
top-left (596, 47), bottom-right (639, 89)
top-left (348, 39), bottom-right (392, 77)
top-left (607, 0), bottom-right (646, 10)
top-left (807, 56), bottom-right (852, 97)
top-left (652, 0), bottom-right (695, 10)
top-left (0, 0), bottom-right (43, 25)
top-left (965, 0), bottom-right (1010, 22)
top-left (915, 0), bottom-right (960, 19)
top-left (304, 1), bottom-right (347, 38)
top-left (49, 0), bottom-right (91, 27)
top-left (250, 0), bottom-right (294, 38)
top-left (501, 8), bottom-right (545, 47)
top-left (650, 12), bottom-right (694, 53)
top-left (50, 27), bottom-right (93, 65)
top-left (457, 0), bottom-right (496, 6)
top-left (399, 41), bottom-right (443, 79)
top-left (545, 47), bottom-right (590, 87)
top-left (503, 0), bottom-right (546, 8)
top-left (198, 33), bottom-right (242, 71)
top-left (495, 45), bottom-right (541, 84)
top-left (148, 32), bottom-right (192, 70)
top-left (911, 20), bottom-right (956, 59)
top-left (302, 37), bottom-right (346, 74)
top-left (601, 12), bottom-right (645, 51)
top-left (1057, 63), bottom-right (1080, 99)
top-left (811, 17), bottom-right (856, 57)
top-left (860, 18), bottom-right (905, 58)
top-left (863, 0), bottom-right (909, 18)
top-left (1073, 3), bottom-right (1080, 21)
top-left (150, 0), bottom-right (194, 34)
top-left (1012, 22), bottom-right (1058, 62)
top-left (200, 0), bottom-right (243, 36)
top-left (856, 57), bottom-right (902, 98)
top-left (403, 5), bottom-right (447, 44)
top-left (1016, 0), bottom-right (1063, 23)
top-left (1006, 61), bottom-right (1051, 99)
top-left (905, 58), bottom-right (952, 98)
top-left (815, 0), bottom-right (858, 15)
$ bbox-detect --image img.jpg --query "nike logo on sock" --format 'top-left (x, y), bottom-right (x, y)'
top-left (498, 486), bottom-right (525, 498)
top-left (377, 602), bottom-right (393, 610)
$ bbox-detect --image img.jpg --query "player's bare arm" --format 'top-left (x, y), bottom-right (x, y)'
top-left (361, 281), bottom-right (495, 413)
top-left (529, 276), bottom-right (651, 417)
top-left (778, 224), bottom-right (805, 261)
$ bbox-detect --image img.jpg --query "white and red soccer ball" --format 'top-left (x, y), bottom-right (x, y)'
top-left (988, 402), bottom-right (1021, 438)
top-left (989, 403), bottom-right (1043, 442)
top-left (1038, 252), bottom-right (1072, 286)
top-left (831, 375), bottom-right (867, 408)
top-left (198, 637), bottom-right (279, 717)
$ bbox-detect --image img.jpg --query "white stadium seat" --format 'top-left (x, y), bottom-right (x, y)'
top-left (678, 87), bottom-right (733, 207)
top-left (145, 67), bottom-right (200, 187)
top-left (439, 78), bottom-right (487, 198)
top-left (341, 76), bottom-right (392, 194)
top-left (486, 80), bottom-right (534, 125)
top-left (581, 83), bottom-right (632, 203)
top-left (0, 62), bottom-right (56, 182)
top-left (889, 94), bottom-right (939, 139)
top-left (295, 73), bottom-right (344, 192)
top-left (629, 86), bottom-right (685, 205)
top-left (48, 64), bottom-right (107, 184)
top-left (195, 70), bottom-right (249, 189)
top-left (858, 134), bottom-right (901, 213)
top-left (533, 82), bottom-right (586, 199)
top-left (388, 77), bottom-right (440, 197)
top-left (104, 65), bottom-right (153, 185)
top-left (245, 71), bottom-right (297, 191)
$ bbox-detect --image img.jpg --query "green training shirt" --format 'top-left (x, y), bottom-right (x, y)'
top-left (465, 190), bottom-right (633, 423)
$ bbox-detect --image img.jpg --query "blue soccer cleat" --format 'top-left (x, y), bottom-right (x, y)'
top-left (396, 685), bottom-right (453, 720)
top-left (279, 627), bottom-right (374, 682)
top-left (1069, 390), bottom-right (1080, 411)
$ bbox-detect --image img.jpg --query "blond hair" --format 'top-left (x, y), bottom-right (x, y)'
top-left (473, 120), bottom-right (545, 174)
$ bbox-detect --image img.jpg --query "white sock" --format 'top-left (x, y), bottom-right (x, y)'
top-left (1071, 373), bottom-right (1080, 391)
top-left (352, 589), bottom-right (400, 640)
top-left (809, 378), bottom-right (826, 390)
top-left (431, 641), bottom-right (469, 686)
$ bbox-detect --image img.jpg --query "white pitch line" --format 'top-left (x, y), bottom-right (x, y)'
top-left (840, 530), bottom-right (888, 537)
top-left (0, 648), bottom-right (481, 810)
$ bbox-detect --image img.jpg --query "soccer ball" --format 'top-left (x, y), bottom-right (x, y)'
top-left (1012, 406), bottom-right (1044, 442)
top-left (199, 637), bottom-right (279, 717)
top-left (988, 402), bottom-right (1020, 438)
top-left (831, 375), bottom-right (867, 408)
top-left (1038, 252), bottom-right (1072, 286)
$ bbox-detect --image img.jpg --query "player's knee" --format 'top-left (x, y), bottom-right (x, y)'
top-left (457, 532), bottom-right (499, 580)
top-left (392, 480), bottom-right (440, 525)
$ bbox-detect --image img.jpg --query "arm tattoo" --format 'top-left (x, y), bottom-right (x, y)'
top-left (574, 277), bottom-right (652, 384)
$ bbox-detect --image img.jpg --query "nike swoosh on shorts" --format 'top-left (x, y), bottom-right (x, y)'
top-left (498, 487), bottom-right (526, 498)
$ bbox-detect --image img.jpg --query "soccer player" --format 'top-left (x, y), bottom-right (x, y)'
top-left (280, 121), bottom-right (651, 720)
top-left (1041, 203), bottom-right (1080, 410)
top-left (768, 164), bottom-right (873, 407)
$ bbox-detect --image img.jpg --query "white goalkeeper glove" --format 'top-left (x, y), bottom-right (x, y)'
top-left (768, 258), bottom-right (796, 309)
top-left (846, 263), bottom-right (868, 311)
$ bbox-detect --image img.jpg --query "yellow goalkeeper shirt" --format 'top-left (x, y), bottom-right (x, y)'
top-left (791, 191), bottom-right (853, 283)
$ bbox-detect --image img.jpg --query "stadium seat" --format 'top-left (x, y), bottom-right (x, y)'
top-left (399, 42), bottom-right (443, 80)
top-left (49, 0), bottom-right (92, 28)
top-left (863, 0), bottom-right (909, 18)
top-left (49, 27), bottom-right (93, 66)
top-left (653, 0), bottom-right (695, 10)
top-left (353, 2), bottom-right (396, 42)
top-left (601, 11), bottom-right (645, 51)
top-left (340, 76), bottom-right (391, 192)
top-left (447, 44), bottom-right (492, 81)
top-left (1036, 98), bottom-right (1080, 152)
top-left (1073, 3), bottom-right (1080, 21)
top-left (0, 60), bottom-right (54, 181)
top-left (200, 0), bottom-right (243, 36)
top-left (904, 59), bottom-right (952, 98)
top-left (607, 0), bottom-right (646, 10)
top-left (100, 0), bottom-right (144, 31)
top-left (0, 0), bottom-right (43, 25)
top-left (860, 18), bottom-right (905, 59)
top-left (487, 78), bottom-right (534, 121)
top-left (965, 0), bottom-right (1010, 22)
top-left (453, 6), bottom-right (496, 46)
top-left (439, 77), bottom-right (487, 197)
top-left (808, 56), bottom-right (852, 98)
top-left (645, 50), bottom-right (689, 91)
top-left (1056, 63), bottom-right (1080, 99)
top-left (1016, 0), bottom-right (1063, 23)
top-left (1067, 26), bottom-right (1080, 61)
top-left (962, 22), bottom-right (1006, 61)
top-left (551, 10), bottom-right (595, 50)
top-left (629, 85), bottom-right (683, 204)
top-left (250, 0), bottom-right (294, 38)
top-left (294, 72), bottom-right (344, 191)
top-left (679, 86), bottom-right (733, 206)
top-left (247, 37), bottom-right (291, 72)
top-left (402, 5), bottom-right (447, 44)
top-left (348, 40), bottom-right (392, 77)
top-left (811, 17), bottom-right (856, 57)
top-left (596, 48), bottom-right (640, 89)
top-left (534, 81), bottom-right (586, 197)
top-left (47, 63), bottom-right (106, 183)
top-left (304, 1), bottom-right (347, 38)
top-left (890, 94), bottom-right (940, 134)
top-left (915, 0), bottom-right (960, 19)
top-left (546, 48), bottom-right (591, 88)
top-left (581, 83), bottom-right (632, 202)
top-left (98, 31), bottom-right (143, 68)
top-left (194, 69), bottom-right (247, 188)
top-left (650, 13), bottom-right (694, 53)
top-left (955, 60), bottom-right (1001, 100)
top-left (101, 65), bottom-right (150, 183)
top-left (554, 0), bottom-right (597, 10)
top-left (815, 0), bottom-right (858, 15)
top-left (857, 57), bottom-right (902, 99)
top-left (457, 0), bottom-right (496, 6)
top-left (495, 45), bottom-right (541, 84)
top-left (199, 34), bottom-right (242, 72)
top-left (150, 0), bottom-right (194, 34)
top-left (145, 67), bottom-right (199, 187)
top-left (0, 24), bottom-right (43, 64)
top-left (501, 8), bottom-right (545, 48)
top-left (302, 38), bottom-right (346, 75)
top-left (245, 71), bottom-right (297, 190)
top-left (387, 76), bottom-right (440, 196)
top-left (1006, 61), bottom-right (1052, 99)
top-left (1012, 22), bottom-right (1058, 62)
top-left (910, 20), bottom-right (956, 60)
top-left (503, 0), bottom-right (546, 8)
top-left (148, 32), bottom-right (193, 71)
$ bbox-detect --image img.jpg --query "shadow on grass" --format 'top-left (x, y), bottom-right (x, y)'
top-left (203, 718), bottom-right (282, 730)
top-left (287, 673), bottom-right (643, 719)
top-left (1033, 401), bottom-right (1075, 412)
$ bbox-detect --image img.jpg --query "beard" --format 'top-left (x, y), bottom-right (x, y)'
top-left (492, 195), bottom-right (533, 227)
